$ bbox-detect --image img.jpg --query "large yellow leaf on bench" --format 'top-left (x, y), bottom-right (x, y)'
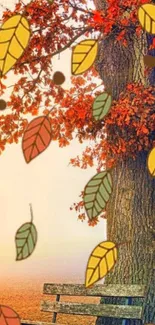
top-left (85, 241), bottom-right (118, 288)
top-left (0, 14), bottom-right (30, 76)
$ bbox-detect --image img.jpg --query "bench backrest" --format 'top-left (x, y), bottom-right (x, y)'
top-left (41, 284), bottom-right (146, 323)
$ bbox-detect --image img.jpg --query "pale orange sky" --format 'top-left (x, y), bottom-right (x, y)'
top-left (0, 0), bottom-right (106, 284)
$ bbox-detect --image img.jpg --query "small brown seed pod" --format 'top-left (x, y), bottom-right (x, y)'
top-left (0, 99), bottom-right (7, 110)
top-left (144, 55), bottom-right (155, 68)
top-left (53, 71), bottom-right (65, 85)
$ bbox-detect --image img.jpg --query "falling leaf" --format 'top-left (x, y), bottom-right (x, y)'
top-left (15, 204), bottom-right (37, 261)
top-left (0, 15), bottom-right (31, 76)
top-left (72, 39), bottom-right (98, 75)
top-left (0, 306), bottom-right (21, 325)
top-left (15, 223), bottom-right (37, 260)
top-left (138, 4), bottom-right (155, 34)
top-left (144, 55), bottom-right (155, 68)
top-left (53, 71), bottom-right (65, 85)
top-left (85, 241), bottom-right (118, 288)
top-left (0, 99), bottom-right (7, 110)
top-left (93, 92), bottom-right (112, 121)
top-left (84, 171), bottom-right (113, 220)
top-left (147, 148), bottom-right (155, 177)
top-left (22, 115), bottom-right (51, 163)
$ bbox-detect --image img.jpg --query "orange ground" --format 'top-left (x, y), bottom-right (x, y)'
top-left (0, 278), bottom-right (99, 325)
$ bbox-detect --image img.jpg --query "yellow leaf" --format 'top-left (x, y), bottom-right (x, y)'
top-left (147, 148), bottom-right (155, 177)
top-left (85, 241), bottom-right (117, 288)
top-left (72, 39), bottom-right (98, 75)
top-left (138, 4), bottom-right (155, 34)
top-left (0, 14), bottom-right (31, 76)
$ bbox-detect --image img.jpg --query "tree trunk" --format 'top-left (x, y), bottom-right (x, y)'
top-left (96, 152), bottom-right (155, 325)
top-left (94, 1), bottom-right (155, 324)
top-left (106, 151), bottom-right (155, 288)
top-left (95, 27), bottom-right (147, 100)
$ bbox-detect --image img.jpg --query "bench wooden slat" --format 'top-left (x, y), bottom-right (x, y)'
top-left (41, 301), bottom-right (143, 319)
top-left (43, 284), bottom-right (146, 297)
top-left (21, 321), bottom-right (65, 325)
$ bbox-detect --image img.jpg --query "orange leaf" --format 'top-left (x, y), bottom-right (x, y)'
top-left (142, 125), bottom-right (149, 134)
top-left (116, 30), bottom-right (125, 41)
top-left (22, 116), bottom-right (51, 163)
top-left (0, 306), bottom-right (20, 325)
top-left (92, 10), bottom-right (104, 23)
top-left (78, 110), bottom-right (86, 119)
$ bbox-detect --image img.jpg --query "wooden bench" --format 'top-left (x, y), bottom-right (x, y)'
top-left (22, 283), bottom-right (147, 325)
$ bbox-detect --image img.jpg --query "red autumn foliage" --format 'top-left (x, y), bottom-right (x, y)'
top-left (0, 0), bottom-right (153, 225)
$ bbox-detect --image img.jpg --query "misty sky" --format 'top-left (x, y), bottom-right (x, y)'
top-left (0, 0), bottom-right (106, 284)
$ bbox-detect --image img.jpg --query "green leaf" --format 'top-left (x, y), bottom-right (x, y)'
top-left (93, 92), bottom-right (112, 121)
top-left (15, 222), bottom-right (37, 261)
top-left (84, 171), bottom-right (113, 220)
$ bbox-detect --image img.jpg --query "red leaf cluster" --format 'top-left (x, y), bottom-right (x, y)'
top-left (88, 0), bottom-right (151, 38)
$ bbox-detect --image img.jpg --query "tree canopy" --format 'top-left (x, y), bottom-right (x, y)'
top-left (0, 0), bottom-right (154, 226)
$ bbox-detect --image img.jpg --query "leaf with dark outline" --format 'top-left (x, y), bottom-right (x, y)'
top-left (93, 92), bottom-right (112, 121)
top-left (0, 14), bottom-right (30, 76)
top-left (85, 241), bottom-right (118, 288)
top-left (22, 115), bottom-right (51, 163)
top-left (15, 204), bottom-right (37, 261)
top-left (0, 305), bottom-right (21, 325)
top-left (72, 39), bottom-right (98, 75)
top-left (138, 4), bottom-right (155, 34)
top-left (84, 171), bottom-right (113, 220)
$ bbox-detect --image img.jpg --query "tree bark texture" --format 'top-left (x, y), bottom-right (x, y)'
top-left (96, 152), bottom-right (155, 325)
top-left (95, 29), bottom-right (146, 100)
top-left (94, 1), bottom-right (155, 324)
top-left (95, 153), bottom-right (155, 324)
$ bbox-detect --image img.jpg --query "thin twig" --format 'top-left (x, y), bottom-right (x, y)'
top-left (18, 26), bottom-right (93, 67)
top-left (21, 67), bottom-right (43, 99)
top-left (69, 1), bottom-right (93, 15)
top-left (90, 82), bottom-right (105, 95)
top-left (29, 203), bottom-right (34, 223)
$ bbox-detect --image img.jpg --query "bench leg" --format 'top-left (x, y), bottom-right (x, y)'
top-left (52, 294), bottom-right (60, 323)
